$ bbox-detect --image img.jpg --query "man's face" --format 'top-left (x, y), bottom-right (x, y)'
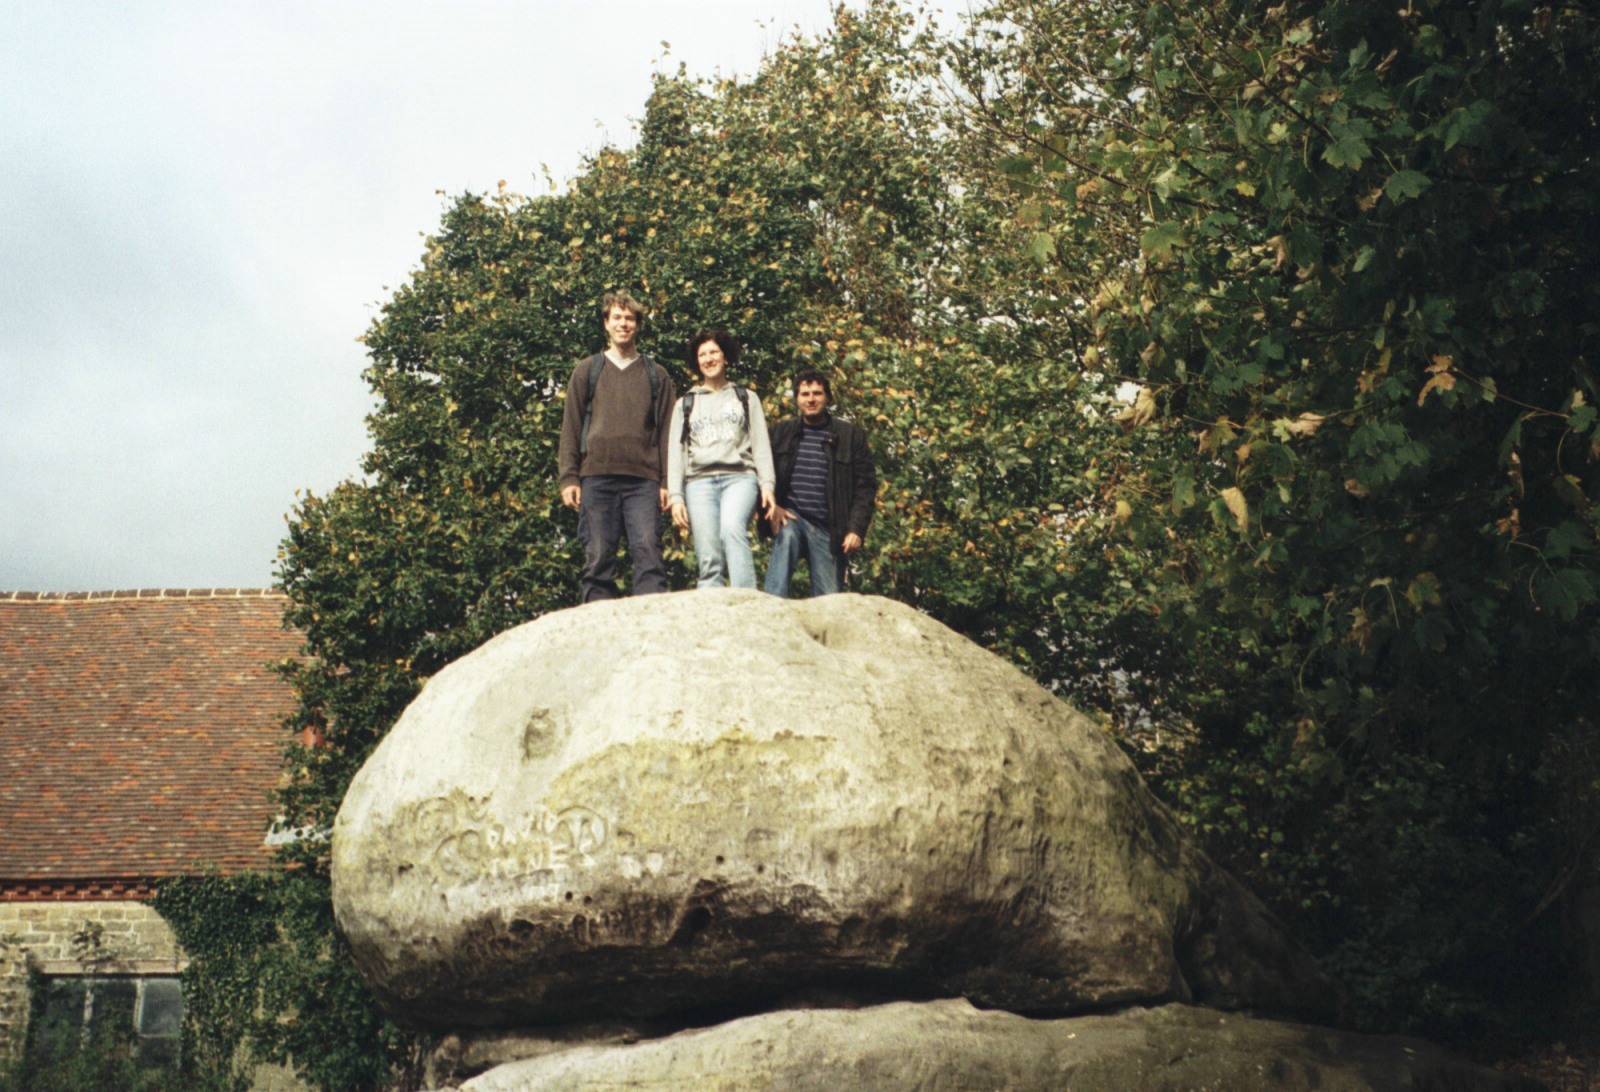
top-left (796, 380), bottom-right (829, 421)
top-left (604, 305), bottom-right (639, 349)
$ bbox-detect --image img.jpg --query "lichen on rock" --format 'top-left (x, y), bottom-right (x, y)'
top-left (332, 591), bottom-right (1336, 1030)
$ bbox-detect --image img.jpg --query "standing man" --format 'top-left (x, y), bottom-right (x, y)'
top-left (763, 369), bottom-right (877, 597)
top-left (558, 291), bottom-right (677, 602)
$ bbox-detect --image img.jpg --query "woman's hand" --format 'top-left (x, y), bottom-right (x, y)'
top-left (759, 489), bottom-right (777, 522)
top-left (670, 500), bottom-right (690, 532)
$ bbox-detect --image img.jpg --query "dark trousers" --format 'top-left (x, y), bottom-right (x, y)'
top-left (579, 475), bottom-right (666, 602)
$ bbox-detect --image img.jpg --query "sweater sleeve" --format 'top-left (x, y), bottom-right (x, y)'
top-left (655, 362), bottom-right (678, 488)
top-left (748, 393), bottom-right (776, 495)
top-left (556, 359), bottom-right (589, 489)
top-left (666, 397), bottom-right (687, 505)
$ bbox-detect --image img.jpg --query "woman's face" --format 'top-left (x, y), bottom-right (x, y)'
top-left (697, 340), bottom-right (728, 383)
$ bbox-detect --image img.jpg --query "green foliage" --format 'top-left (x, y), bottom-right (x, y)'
top-left (252, 4), bottom-right (1140, 1085)
top-left (152, 874), bottom-right (274, 1092)
top-left (154, 870), bottom-right (428, 1092)
top-left (1, 920), bottom-right (227, 1092)
top-left (165, 0), bottom-right (1599, 1077)
top-left (954, 0), bottom-right (1600, 1037)
top-left (0, 1028), bottom-right (181, 1092)
top-left (1144, 715), bottom-right (1550, 1039)
top-left (272, 0), bottom-right (1150, 879)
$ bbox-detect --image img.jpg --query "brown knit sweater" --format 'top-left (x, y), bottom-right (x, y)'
top-left (557, 354), bottom-right (677, 487)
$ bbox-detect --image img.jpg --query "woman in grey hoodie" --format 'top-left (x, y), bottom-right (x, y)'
top-left (667, 331), bottom-right (776, 588)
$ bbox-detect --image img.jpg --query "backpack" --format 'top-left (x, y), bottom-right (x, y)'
top-left (579, 353), bottom-right (662, 455)
top-left (679, 387), bottom-right (751, 448)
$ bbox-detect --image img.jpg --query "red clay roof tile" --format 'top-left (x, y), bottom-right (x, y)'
top-left (0, 589), bottom-right (302, 883)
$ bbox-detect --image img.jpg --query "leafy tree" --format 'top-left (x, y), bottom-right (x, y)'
top-left (950, 0), bottom-right (1600, 1037)
top-left (180, 6), bottom-right (1131, 1086)
top-left (161, 1), bottom-right (1600, 1080)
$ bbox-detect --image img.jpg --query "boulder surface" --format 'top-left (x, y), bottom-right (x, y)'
top-left (332, 591), bottom-right (1335, 1028)
top-left (455, 1001), bottom-right (1536, 1092)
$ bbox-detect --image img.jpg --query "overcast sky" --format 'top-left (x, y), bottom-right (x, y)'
top-left (1, 1), bottom-right (868, 592)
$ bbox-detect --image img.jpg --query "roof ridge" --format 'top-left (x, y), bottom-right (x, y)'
top-left (0, 588), bottom-right (286, 602)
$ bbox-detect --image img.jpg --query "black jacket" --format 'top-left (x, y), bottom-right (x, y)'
top-left (766, 414), bottom-right (877, 552)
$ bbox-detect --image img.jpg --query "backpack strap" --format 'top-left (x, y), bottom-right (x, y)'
top-left (679, 391), bottom-right (697, 446)
top-left (680, 387), bottom-right (752, 452)
top-left (582, 353), bottom-right (662, 455)
top-left (644, 356), bottom-right (661, 432)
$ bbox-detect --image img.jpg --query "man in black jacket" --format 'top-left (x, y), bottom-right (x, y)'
top-left (763, 370), bottom-right (877, 596)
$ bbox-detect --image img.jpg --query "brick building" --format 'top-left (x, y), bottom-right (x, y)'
top-left (0, 589), bottom-right (301, 1068)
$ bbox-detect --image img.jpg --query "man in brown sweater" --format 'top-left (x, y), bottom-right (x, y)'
top-left (557, 291), bottom-right (677, 601)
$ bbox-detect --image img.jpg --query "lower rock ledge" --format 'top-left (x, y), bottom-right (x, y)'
top-left (430, 999), bottom-right (1536, 1091)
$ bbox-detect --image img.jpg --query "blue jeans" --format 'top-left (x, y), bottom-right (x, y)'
top-left (763, 510), bottom-right (841, 597)
top-left (578, 475), bottom-right (666, 602)
top-left (684, 474), bottom-right (760, 588)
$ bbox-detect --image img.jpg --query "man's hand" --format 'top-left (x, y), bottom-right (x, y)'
top-left (769, 504), bottom-right (793, 533)
top-left (561, 483), bottom-right (582, 509)
top-left (670, 501), bottom-right (690, 532)
top-left (841, 532), bottom-right (863, 555)
top-left (659, 488), bottom-right (671, 512)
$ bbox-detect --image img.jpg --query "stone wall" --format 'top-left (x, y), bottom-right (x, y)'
top-left (0, 900), bottom-right (308, 1091)
top-left (0, 900), bottom-right (181, 1056)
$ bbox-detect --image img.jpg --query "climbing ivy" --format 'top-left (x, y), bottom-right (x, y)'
top-left (154, 0), bottom-right (1600, 1081)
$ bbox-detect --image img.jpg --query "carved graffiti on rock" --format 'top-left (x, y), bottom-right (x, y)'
top-left (393, 791), bottom-right (609, 884)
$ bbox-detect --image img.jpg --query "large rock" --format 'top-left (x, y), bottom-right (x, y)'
top-left (332, 591), bottom-right (1335, 1029)
top-left (454, 1001), bottom-right (1535, 1092)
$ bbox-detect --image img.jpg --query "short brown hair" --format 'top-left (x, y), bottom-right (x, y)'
top-left (600, 290), bottom-right (647, 324)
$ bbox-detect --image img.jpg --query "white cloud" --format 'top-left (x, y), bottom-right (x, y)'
top-left (1, 1), bottom-right (850, 591)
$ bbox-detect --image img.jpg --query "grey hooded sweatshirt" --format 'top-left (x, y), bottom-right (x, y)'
top-left (666, 384), bottom-right (776, 505)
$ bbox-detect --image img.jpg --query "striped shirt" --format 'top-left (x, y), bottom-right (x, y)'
top-left (789, 421), bottom-right (832, 529)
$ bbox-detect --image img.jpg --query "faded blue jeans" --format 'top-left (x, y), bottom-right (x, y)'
top-left (578, 475), bottom-right (666, 602)
top-left (684, 473), bottom-right (760, 588)
top-left (763, 510), bottom-right (841, 597)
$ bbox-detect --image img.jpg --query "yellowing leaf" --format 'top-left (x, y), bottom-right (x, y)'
top-left (1417, 371), bottom-right (1456, 405)
top-left (1276, 412), bottom-right (1328, 439)
top-left (1114, 386), bottom-right (1157, 429)
top-left (1405, 571), bottom-right (1443, 609)
top-left (1221, 487), bottom-right (1249, 533)
top-left (1349, 606), bottom-right (1372, 652)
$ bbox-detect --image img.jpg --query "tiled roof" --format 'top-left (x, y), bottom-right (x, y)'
top-left (0, 589), bottom-right (302, 887)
